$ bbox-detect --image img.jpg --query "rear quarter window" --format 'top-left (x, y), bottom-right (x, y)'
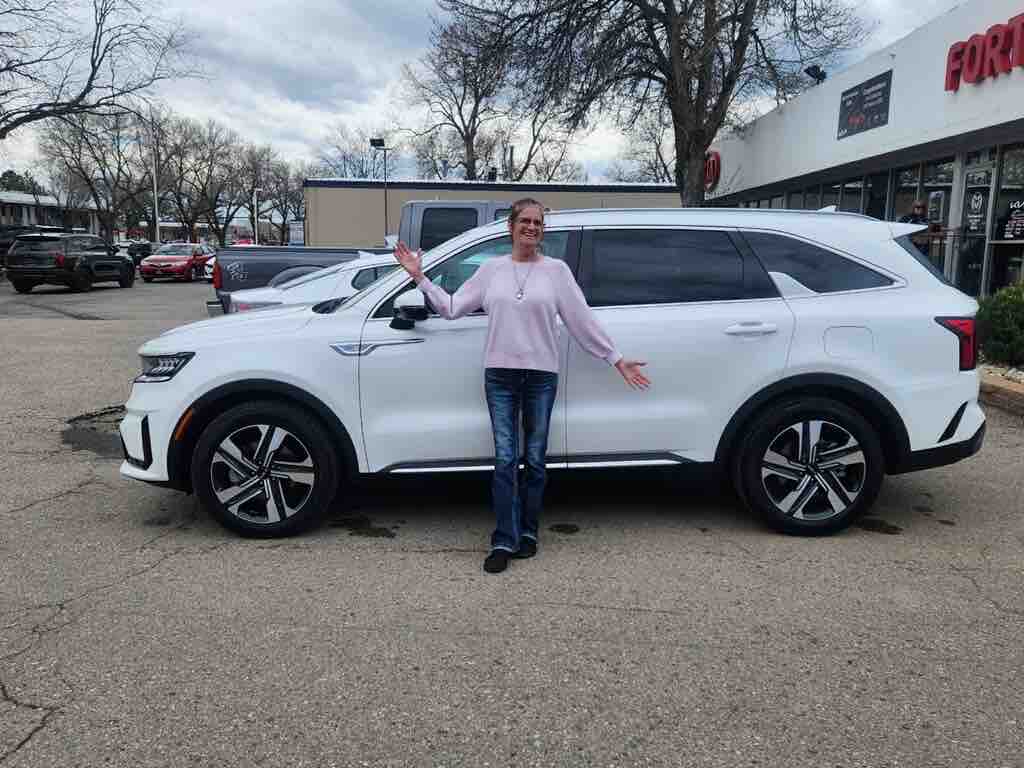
top-left (894, 234), bottom-right (951, 286)
top-left (743, 232), bottom-right (893, 293)
top-left (420, 208), bottom-right (480, 250)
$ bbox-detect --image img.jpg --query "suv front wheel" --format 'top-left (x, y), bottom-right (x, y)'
top-left (736, 397), bottom-right (884, 536)
top-left (190, 401), bottom-right (340, 537)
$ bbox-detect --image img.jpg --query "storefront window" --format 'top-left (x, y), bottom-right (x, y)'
top-left (839, 179), bottom-right (863, 213)
top-left (804, 186), bottom-right (821, 210)
top-left (786, 190), bottom-right (803, 209)
top-left (989, 144), bottom-right (1024, 294)
top-left (864, 172), bottom-right (889, 220)
top-left (771, 196), bottom-right (784, 209)
top-left (893, 165), bottom-right (921, 221)
top-left (760, 199), bottom-right (771, 208)
top-left (923, 157), bottom-right (955, 226)
top-left (821, 183), bottom-right (840, 209)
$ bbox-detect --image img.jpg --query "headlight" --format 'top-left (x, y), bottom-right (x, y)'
top-left (135, 352), bottom-right (194, 383)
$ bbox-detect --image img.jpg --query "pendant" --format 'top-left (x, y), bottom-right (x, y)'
top-left (516, 290), bottom-right (524, 301)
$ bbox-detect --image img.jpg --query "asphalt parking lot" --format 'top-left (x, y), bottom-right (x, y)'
top-left (1, 278), bottom-right (1022, 767)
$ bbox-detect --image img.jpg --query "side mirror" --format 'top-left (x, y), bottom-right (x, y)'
top-left (390, 289), bottom-right (429, 330)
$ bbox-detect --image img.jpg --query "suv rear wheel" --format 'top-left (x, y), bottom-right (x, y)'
top-left (736, 397), bottom-right (884, 535)
top-left (190, 401), bottom-right (340, 537)
top-left (71, 270), bottom-right (92, 292)
top-left (118, 264), bottom-right (135, 288)
top-left (11, 279), bottom-right (34, 294)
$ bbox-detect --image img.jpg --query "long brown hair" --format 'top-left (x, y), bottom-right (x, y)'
top-left (508, 198), bottom-right (545, 225)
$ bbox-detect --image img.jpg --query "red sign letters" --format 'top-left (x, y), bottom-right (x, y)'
top-left (945, 13), bottom-right (1024, 91)
top-left (704, 151), bottom-right (721, 192)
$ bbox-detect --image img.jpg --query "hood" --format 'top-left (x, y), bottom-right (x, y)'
top-left (140, 303), bottom-right (314, 354)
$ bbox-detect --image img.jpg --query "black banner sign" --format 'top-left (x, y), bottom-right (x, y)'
top-left (838, 70), bottom-right (892, 140)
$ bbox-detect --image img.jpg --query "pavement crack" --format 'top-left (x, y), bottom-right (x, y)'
top-left (950, 565), bottom-right (1024, 620)
top-left (0, 679), bottom-right (60, 764)
top-left (1, 478), bottom-right (105, 516)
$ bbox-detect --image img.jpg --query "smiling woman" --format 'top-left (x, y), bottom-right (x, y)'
top-left (391, 197), bottom-right (651, 573)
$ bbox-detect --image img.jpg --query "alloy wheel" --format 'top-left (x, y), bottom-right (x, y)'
top-left (209, 424), bottom-right (316, 525)
top-left (760, 419), bottom-right (866, 521)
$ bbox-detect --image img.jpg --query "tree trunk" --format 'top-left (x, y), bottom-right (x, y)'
top-left (682, 151), bottom-right (707, 207)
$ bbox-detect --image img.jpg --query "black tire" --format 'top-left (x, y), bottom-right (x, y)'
top-left (11, 280), bottom-right (34, 294)
top-left (183, 264), bottom-right (195, 282)
top-left (190, 400), bottom-right (340, 538)
top-left (118, 265), bottom-right (135, 288)
top-left (735, 397), bottom-right (884, 536)
top-left (71, 270), bottom-right (92, 292)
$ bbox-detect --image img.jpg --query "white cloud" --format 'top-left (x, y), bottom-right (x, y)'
top-left (0, 0), bottom-right (967, 181)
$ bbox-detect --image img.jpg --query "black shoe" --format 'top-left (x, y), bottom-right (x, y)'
top-left (483, 550), bottom-right (511, 573)
top-left (512, 538), bottom-right (537, 559)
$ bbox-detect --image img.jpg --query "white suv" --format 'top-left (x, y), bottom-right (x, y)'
top-left (119, 209), bottom-right (985, 537)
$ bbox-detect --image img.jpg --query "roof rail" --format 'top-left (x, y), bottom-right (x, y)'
top-left (543, 206), bottom-right (876, 220)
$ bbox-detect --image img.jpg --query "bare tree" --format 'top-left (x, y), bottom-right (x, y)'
top-left (441, 0), bottom-right (870, 204)
top-left (402, 18), bottom-right (509, 181)
top-left (318, 125), bottom-right (397, 179)
top-left (0, 0), bottom-right (191, 142)
top-left (36, 157), bottom-right (92, 228)
top-left (38, 111), bottom-right (150, 240)
top-left (606, 108), bottom-right (676, 183)
top-left (262, 160), bottom-right (312, 245)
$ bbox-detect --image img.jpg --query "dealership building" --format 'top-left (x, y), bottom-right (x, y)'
top-left (706, 0), bottom-right (1024, 297)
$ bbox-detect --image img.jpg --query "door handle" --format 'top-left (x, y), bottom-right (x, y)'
top-left (724, 322), bottom-right (778, 336)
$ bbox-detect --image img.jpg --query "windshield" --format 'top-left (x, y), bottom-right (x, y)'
top-left (157, 244), bottom-right (193, 255)
top-left (12, 237), bottom-right (62, 251)
top-left (279, 263), bottom-right (346, 291)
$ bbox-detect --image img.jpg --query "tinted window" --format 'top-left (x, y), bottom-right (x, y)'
top-left (494, 208), bottom-right (511, 221)
top-left (375, 231), bottom-right (570, 319)
top-left (744, 232), bottom-right (893, 293)
top-left (587, 229), bottom-right (746, 306)
top-left (420, 208), bottom-right (479, 250)
top-left (895, 235), bottom-right (951, 286)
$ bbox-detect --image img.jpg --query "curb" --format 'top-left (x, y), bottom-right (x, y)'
top-left (980, 372), bottom-right (1024, 417)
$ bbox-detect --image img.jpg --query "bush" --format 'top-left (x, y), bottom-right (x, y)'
top-left (977, 284), bottom-right (1024, 367)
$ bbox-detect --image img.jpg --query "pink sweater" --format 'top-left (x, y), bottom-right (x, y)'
top-left (416, 255), bottom-right (622, 374)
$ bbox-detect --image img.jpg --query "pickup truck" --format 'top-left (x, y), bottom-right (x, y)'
top-left (208, 199), bottom-right (514, 315)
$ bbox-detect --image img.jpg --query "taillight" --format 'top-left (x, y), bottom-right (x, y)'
top-left (53, 251), bottom-right (65, 268)
top-left (212, 261), bottom-right (222, 289)
top-left (935, 317), bottom-right (977, 371)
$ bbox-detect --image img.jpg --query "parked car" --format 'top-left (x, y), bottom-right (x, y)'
top-left (119, 208), bottom-right (985, 538)
top-left (126, 240), bottom-right (153, 267)
top-left (219, 253), bottom-right (398, 315)
top-left (209, 200), bottom-right (514, 312)
top-left (140, 243), bottom-right (216, 282)
top-left (4, 232), bottom-right (134, 293)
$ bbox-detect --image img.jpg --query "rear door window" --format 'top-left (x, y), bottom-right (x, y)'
top-left (12, 237), bottom-right (62, 252)
top-left (743, 231), bottom-right (893, 293)
top-left (584, 229), bottom-right (748, 306)
top-left (420, 208), bottom-right (479, 250)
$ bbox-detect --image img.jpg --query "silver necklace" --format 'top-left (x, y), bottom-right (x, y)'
top-left (512, 258), bottom-right (537, 301)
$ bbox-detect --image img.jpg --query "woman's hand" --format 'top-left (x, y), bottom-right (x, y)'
top-left (615, 359), bottom-right (650, 390)
top-left (394, 241), bottom-right (424, 281)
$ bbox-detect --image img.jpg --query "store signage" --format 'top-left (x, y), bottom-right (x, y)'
top-left (997, 199), bottom-right (1024, 240)
top-left (704, 151), bottom-right (721, 192)
top-left (945, 14), bottom-right (1024, 91)
top-left (837, 70), bottom-right (892, 140)
top-left (964, 190), bottom-right (989, 232)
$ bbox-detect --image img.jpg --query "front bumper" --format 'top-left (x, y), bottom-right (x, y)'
top-left (141, 264), bottom-right (189, 278)
top-left (206, 299), bottom-right (224, 317)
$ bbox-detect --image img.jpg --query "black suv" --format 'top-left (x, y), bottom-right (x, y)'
top-left (4, 233), bottom-right (135, 293)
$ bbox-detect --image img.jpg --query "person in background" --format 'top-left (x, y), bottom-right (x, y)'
top-left (900, 200), bottom-right (929, 225)
top-left (393, 198), bottom-right (651, 574)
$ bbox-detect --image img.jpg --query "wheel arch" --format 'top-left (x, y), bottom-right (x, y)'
top-left (165, 379), bottom-right (359, 493)
top-left (715, 373), bottom-right (911, 475)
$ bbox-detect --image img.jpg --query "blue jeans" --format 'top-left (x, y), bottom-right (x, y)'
top-left (484, 368), bottom-right (558, 553)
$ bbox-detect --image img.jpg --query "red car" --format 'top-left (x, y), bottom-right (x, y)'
top-left (139, 243), bottom-right (216, 282)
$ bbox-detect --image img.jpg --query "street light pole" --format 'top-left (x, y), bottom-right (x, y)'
top-left (147, 106), bottom-right (160, 244)
top-left (253, 187), bottom-right (263, 246)
top-left (370, 138), bottom-right (392, 244)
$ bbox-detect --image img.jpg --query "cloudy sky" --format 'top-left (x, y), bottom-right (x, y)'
top-left (0, 0), bottom-right (965, 180)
